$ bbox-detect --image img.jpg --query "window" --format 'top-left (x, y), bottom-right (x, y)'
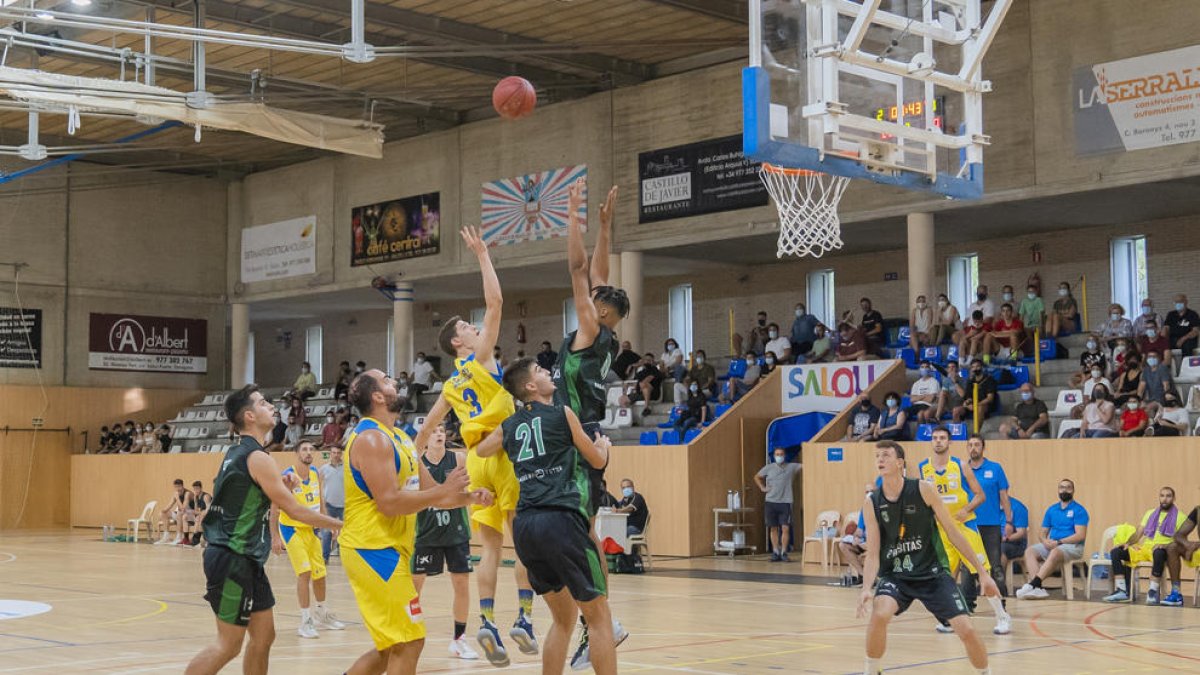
top-left (946, 254), bottom-right (979, 316)
top-left (1111, 236), bottom-right (1147, 316)
top-left (386, 318), bottom-right (394, 377)
top-left (563, 298), bottom-right (579, 337)
top-left (806, 269), bottom-right (836, 328)
top-left (469, 307), bottom-right (486, 331)
top-left (305, 325), bottom-right (323, 382)
top-left (668, 283), bottom-right (693, 355)
top-left (246, 332), bottom-right (256, 385)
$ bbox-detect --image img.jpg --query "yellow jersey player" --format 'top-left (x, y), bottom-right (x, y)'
top-left (415, 225), bottom-right (536, 667)
top-left (342, 370), bottom-right (492, 675)
top-left (269, 440), bottom-right (346, 639)
top-left (919, 426), bottom-right (1010, 636)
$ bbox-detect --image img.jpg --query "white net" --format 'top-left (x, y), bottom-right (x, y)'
top-left (760, 164), bottom-right (851, 258)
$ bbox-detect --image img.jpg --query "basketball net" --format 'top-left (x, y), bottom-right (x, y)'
top-left (759, 163), bottom-right (850, 259)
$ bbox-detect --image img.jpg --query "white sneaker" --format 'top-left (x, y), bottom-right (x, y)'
top-left (613, 619), bottom-right (629, 647)
top-left (449, 637), bottom-right (480, 660)
top-left (153, 534), bottom-right (173, 545)
top-left (297, 617), bottom-right (319, 639)
top-left (1014, 583), bottom-right (1035, 599)
top-left (935, 623), bottom-right (955, 634)
top-left (993, 614), bottom-right (1011, 635)
top-left (170, 536), bottom-right (182, 545)
top-left (1029, 587), bottom-right (1050, 599)
top-left (313, 607), bottom-right (345, 630)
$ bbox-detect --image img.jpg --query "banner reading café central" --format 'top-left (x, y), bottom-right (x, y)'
top-left (88, 313), bottom-right (208, 374)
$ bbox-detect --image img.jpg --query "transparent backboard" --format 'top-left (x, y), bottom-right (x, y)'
top-left (744, 0), bottom-right (1012, 199)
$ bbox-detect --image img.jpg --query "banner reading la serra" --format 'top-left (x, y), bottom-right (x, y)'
top-left (780, 361), bottom-right (895, 414)
top-left (240, 215), bottom-right (317, 283)
top-left (88, 313), bottom-right (208, 374)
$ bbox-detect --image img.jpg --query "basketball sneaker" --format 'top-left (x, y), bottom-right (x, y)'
top-left (476, 619), bottom-right (510, 667)
top-left (449, 637), bottom-right (480, 660)
top-left (1016, 583), bottom-right (1049, 599)
top-left (935, 623), bottom-right (954, 634)
top-left (1102, 589), bottom-right (1130, 603)
top-left (993, 614), bottom-right (1011, 635)
top-left (510, 616), bottom-right (539, 655)
top-left (570, 619), bottom-right (629, 671)
top-left (1146, 589), bottom-right (1160, 605)
top-left (313, 606), bottom-right (345, 630)
top-left (297, 617), bottom-right (319, 639)
top-left (1161, 590), bottom-right (1185, 607)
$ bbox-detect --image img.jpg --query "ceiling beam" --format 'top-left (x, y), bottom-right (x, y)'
top-left (645, 0), bottom-right (748, 23)
top-left (262, 0), bottom-right (650, 85)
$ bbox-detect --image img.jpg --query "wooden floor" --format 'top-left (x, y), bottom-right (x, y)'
top-left (3, 531), bottom-right (1200, 674)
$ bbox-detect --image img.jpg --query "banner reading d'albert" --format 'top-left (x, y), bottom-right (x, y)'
top-left (88, 313), bottom-right (207, 374)
top-left (780, 361), bottom-right (896, 414)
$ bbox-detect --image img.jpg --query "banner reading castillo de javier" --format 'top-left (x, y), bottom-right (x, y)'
top-left (88, 313), bottom-right (208, 374)
top-left (351, 192), bottom-right (441, 266)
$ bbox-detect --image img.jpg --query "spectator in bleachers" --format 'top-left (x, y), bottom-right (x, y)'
top-left (867, 392), bottom-right (908, 441)
top-left (765, 324), bottom-right (793, 364)
top-left (95, 426), bottom-right (112, 453)
top-left (1165, 294), bottom-right (1200, 356)
top-left (1148, 392), bottom-right (1188, 437)
top-left (287, 395), bottom-right (307, 428)
top-left (791, 302), bottom-right (819, 358)
top-left (969, 285), bottom-right (997, 324)
top-left (744, 310), bottom-right (771, 355)
top-left (620, 353), bottom-right (664, 414)
top-left (493, 346), bottom-right (508, 371)
top-left (720, 351), bottom-right (761, 404)
top-left (936, 365), bottom-right (966, 422)
top-left (141, 422), bottom-right (161, 453)
top-left (952, 360), bottom-right (996, 423)
top-left (985, 303), bottom-right (1024, 359)
top-left (157, 424), bottom-right (172, 452)
top-left (1001, 495), bottom-right (1029, 579)
top-left (1111, 353), bottom-right (1145, 405)
top-left (293, 361), bottom-right (318, 399)
top-left (805, 324), bottom-right (833, 363)
top-left (1080, 366), bottom-right (1112, 401)
top-left (755, 447), bottom-right (802, 563)
top-left (354, 360), bottom-right (366, 375)
top-left (1103, 486), bottom-right (1184, 604)
top-left (334, 360), bottom-right (352, 400)
top-left (762, 353), bottom-right (778, 377)
top-left (857, 297), bottom-right (885, 356)
top-left (1016, 478), bottom-right (1088, 600)
top-left (411, 352), bottom-right (439, 397)
top-left (1098, 304), bottom-right (1134, 347)
top-left (660, 339), bottom-right (685, 381)
top-left (1045, 281), bottom-right (1079, 337)
top-left (1065, 384), bottom-right (1117, 438)
top-left (673, 379), bottom-right (709, 439)
top-left (958, 309), bottom-right (992, 365)
top-left (321, 411), bottom-right (343, 447)
top-left (908, 361), bottom-right (941, 424)
top-left (934, 293), bottom-right (961, 346)
top-left (999, 383), bottom-right (1049, 440)
top-left (284, 413), bottom-right (303, 449)
top-left (844, 394), bottom-right (880, 442)
top-left (1118, 393), bottom-right (1150, 438)
top-left (1133, 299), bottom-right (1163, 338)
top-left (836, 322), bottom-right (868, 361)
top-left (1110, 337), bottom-right (1135, 377)
top-left (340, 414), bottom-right (359, 446)
top-left (1018, 284), bottom-right (1045, 349)
top-left (908, 295), bottom-right (934, 353)
top-left (1000, 285), bottom-right (1015, 305)
top-left (613, 340), bottom-right (640, 381)
top-left (686, 349), bottom-right (717, 398)
top-left (1137, 319), bottom-right (1170, 357)
top-left (130, 424), bottom-right (148, 454)
top-left (1070, 335), bottom-right (1108, 389)
top-left (395, 372), bottom-right (414, 412)
top-left (535, 341), bottom-right (558, 371)
top-left (616, 479), bottom-right (649, 537)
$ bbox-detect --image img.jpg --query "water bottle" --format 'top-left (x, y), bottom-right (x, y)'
top-left (726, 490), bottom-right (735, 510)
top-left (732, 491), bottom-right (742, 510)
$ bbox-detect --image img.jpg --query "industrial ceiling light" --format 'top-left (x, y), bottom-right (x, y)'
top-left (70, 0), bottom-right (91, 6)
top-left (33, 10), bottom-right (53, 19)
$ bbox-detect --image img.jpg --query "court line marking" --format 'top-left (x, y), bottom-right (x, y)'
top-left (1083, 605), bottom-right (1200, 663)
top-left (0, 633), bottom-right (74, 648)
top-left (1028, 610), bottom-right (1194, 672)
top-left (0, 553), bottom-right (15, 564)
top-left (623, 642), bottom-right (833, 673)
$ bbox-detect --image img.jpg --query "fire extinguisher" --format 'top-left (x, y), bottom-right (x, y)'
top-left (516, 322), bottom-right (527, 344)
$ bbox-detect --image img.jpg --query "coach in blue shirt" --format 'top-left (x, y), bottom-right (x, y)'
top-left (1016, 479), bottom-right (1089, 600)
top-left (966, 435), bottom-right (1013, 597)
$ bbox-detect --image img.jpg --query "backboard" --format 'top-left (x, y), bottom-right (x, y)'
top-left (743, 0), bottom-right (1012, 199)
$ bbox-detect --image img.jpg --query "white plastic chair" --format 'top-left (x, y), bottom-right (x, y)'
top-left (599, 408), bottom-right (618, 430)
top-left (613, 408), bottom-right (633, 429)
top-left (606, 386), bottom-right (624, 407)
top-left (1178, 356), bottom-right (1200, 384)
top-left (628, 514), bottom-right (652, 570)
top-left (835, 511), bottom-right (861, 567)
top-left (1082, 525), bottom-right (1120, 600)
top-left (1050, 389), bottom-right (1083, 418)
top-left (1057, 419), bottom-right (1082, 438)
top-left (126, 500), bottom-right (157, 542)
top-left (1186, 384), bottom-right (1200, 413)
top-left (801, 510), bottom-right (841, 573)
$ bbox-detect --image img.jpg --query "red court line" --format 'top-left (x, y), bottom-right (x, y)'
top-left (1028, 610), bottom-right (1192, 672)
top-left (1083, 605), bottom-right (1200, 664)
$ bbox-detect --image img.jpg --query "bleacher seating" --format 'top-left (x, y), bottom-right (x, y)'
top-left (660, 430), bottom-right (682, 445)
top-left (639, 431), bottom-right (658, 445)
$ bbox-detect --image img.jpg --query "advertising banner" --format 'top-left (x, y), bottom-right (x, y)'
top-left (0, 307), bottom-right (41, 368)
top-left (480, 165), bottom-right (587, 247)
top-left (351, 192), bottom-right (441, 266)
top-left (240, 215), bottom-right (317, 283)
top-left (88, 313), bottom-right (208, 373)
top-left (780, 361), bottom-right (897, 414)
top-left (638, 135), bottom-right (767, 223)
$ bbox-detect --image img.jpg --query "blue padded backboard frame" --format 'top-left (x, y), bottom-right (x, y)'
top-left (742, 66), bottom-right (984, 200)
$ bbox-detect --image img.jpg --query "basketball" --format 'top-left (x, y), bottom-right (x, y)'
top-left (492, 76), bottom-right (537, 120)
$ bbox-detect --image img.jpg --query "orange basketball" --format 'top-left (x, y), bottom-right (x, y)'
top-left (492, 76), bottom-right (537, 120)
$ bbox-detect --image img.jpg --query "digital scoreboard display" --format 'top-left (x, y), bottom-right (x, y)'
top-left (874, 96), bottom-right (947, 130)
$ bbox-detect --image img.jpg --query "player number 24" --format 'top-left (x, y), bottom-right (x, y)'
top-left (891, 554), bottom-right (915, 574)
top-left (514, 418), bottom-right (546, 462)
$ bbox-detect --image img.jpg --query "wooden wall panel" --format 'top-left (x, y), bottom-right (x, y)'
top-left (0, 431), bottom-right (72, 529)
top-left (607, 444), bottom-right (691, 557)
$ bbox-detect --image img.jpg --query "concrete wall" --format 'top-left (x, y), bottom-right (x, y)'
top-left (0, 166), bottom-right (227, 389)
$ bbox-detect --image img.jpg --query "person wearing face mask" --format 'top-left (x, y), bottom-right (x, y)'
top-left (684, 349), bottom-right (717, 398)
top-left (755, 447), bottom-right (802, 562)
top-left (619, 353), bottom-right (663, 414)
top-left (805, 324), bottom-right (833, 363)
top-left (1147, 390), bottom-right (1187, 437)
top-left (720, 351), bottom-right (762, 404)
top-left (984, 303), bottom-right (1024, 360)
top-left (613, 341), bottom-right (641, 382)
top-left (791, 303), bottom-right (819, 357)
top-left (868, 391), bottom-right (908, 441)
top-left (908, 361), bottom-right (942, 424)
top-left (1103, 487), bottom-right (1186, 605)
top-left (1136, 319), bottom-right (1171, 359)
top-left (952, 361), bottom-right (996, 424)
top-left (762, 352), bottom-right (779, 376)
top-left (845, 394), bottom-right (882, 442)
top-left (411, 351), bottom-right (440, 397)
top-left (1017, 285), bottom-right (1045, 354)
top-left (659, 339), bottom-right (685, 381)
top-left (1015, 479), bottom-right (1089, 600)
top-left (615, 479), bottom-right (649, 537)
top-left (142, 422), bottom-right (162, 453)
top-left (1112, 354), bottom-right (1145, 406)
top-left (1117, 394), bottom-right (1149, 437)
top-left (673, 378), bottom-right (710, 439)
top-left (936, 365), bottom-right (967, 422)
top-left (836, 322), bottom-right (869, 362)
top-left (335, 360), bottom-right (353, 400)
top-left (1164, 294), bottom-right (1200, 356)
top-left (741, 310), bottom-right (771, 356)
top-left (909, 295), bottom-right (934, 353)
top-left (1065, 384), bottom-right (1117, 438)
top-left (957, 310), bottom-right (992, 366)
top-left (764, 323), bottom-right (793, 364)
top-left (968, 285), bottom-right (996, 325)
top-left (321, 411), bottom-right (344, 447)
top-left (857, 297), bottom-right (886, 356)
top-left (999, 383), bottom-right (1049, 440)
top-left (293, 361), bottom-right (318, 400)
top-left (1045, 281), bottom-right (1079, 337)
top-left (933, 294), bottom-right (962, 346)
top-left (1132, 299), bottom-right (1163, 338)
top-left (1000, 285), bottom-right (1015, 305)
top-left (1098, 303), bottom-right (1134, 348)
top-left (1070, 335), bottom-right (1109, 390)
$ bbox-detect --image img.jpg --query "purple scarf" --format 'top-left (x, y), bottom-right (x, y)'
top-left (1145, 505), bottom-right (1179, 538)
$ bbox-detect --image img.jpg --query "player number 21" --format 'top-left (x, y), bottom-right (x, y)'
top-left (514, 418), bottom-right (546, 462)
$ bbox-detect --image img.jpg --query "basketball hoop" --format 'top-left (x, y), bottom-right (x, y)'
top-left (760, 163), bottom-right (850, 259)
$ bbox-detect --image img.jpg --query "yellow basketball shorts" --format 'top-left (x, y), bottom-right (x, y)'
top-left (465, 449), bottom-right (520, 533)
top-left (279, 525), bottom-right (326, 580)
top-left (343, 546), bottom-right (425, 651)
top-left (939, 521), bottom-right (991, 576)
